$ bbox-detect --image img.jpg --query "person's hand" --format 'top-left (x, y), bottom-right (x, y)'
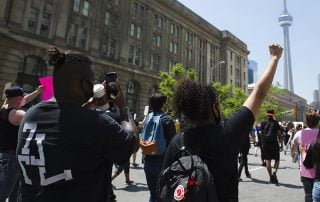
top-left (300, 144), bottom-right (308, 154)
top-left (269, 44), bottom-right (283, 61)
top-left (82, 97), bottom-right (97, 110)
top-left (112, 80), bottom-right (126, 109)
top-left (36, 85), bottom-right (43, 94)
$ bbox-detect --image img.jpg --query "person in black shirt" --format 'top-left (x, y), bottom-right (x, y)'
top-left (238, 131), bottom-right (255, 181)
top-left (16, 47), bottom-right (138, 202)
top-left (0, 86), bottom-right (42, 202)
top-left (162, 44), bottom-right (283, 202)
top-left (143, 93), bottom-right (176, 202)
top-left (260, 109), bottom-right (282, 185)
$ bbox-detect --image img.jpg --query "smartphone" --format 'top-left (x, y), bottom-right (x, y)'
top-left (105, 72), bottom-right (117, 83)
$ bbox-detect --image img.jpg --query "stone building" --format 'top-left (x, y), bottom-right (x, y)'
top-left (0, 0), bottom-right (249, 118)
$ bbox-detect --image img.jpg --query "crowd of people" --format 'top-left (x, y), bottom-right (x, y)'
top-left (0, 43), bottom-right (318, 202)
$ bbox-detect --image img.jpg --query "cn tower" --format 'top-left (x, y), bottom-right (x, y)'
top-left (279, 0), bottom-right (294, 92)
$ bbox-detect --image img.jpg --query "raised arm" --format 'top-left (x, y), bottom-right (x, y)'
top-left (243, 44), bottom-right (283, 118)
top-left (24, 85), bottom-right (43, 104)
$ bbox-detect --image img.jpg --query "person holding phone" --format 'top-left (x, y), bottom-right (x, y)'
top-left (16, 47), bottom-right (139, 202)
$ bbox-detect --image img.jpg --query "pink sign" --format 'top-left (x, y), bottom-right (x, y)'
top-left (300, 129), bottom-right (319, 178)
top-left (39, 76), bottom-right (54, 101)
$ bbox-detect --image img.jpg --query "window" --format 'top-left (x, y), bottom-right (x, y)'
top-left (230, 65), bottom-right (233, 75)
top-left (151, 54), bottom-right (161, 71)
top-left (126, 81), bottom-right (140, 115)
top-left (114, 0), bottom-right (119, 6)
top-left (40, 13), bottom-right (51, 37)
top-left (67, 24), bottom-right (77, 46)
top-left (128, 45), bottom-right (134, 64)
top-left (169, 61), bottom-right (176, 71)
top-left (130, 24), bottom-right (135, 36)
top-left (186, 48), bottom-right (192, 60)
top-left (174, 43), bottom-right (178, 54)
top-left (105, 11), bottom-right (111, 25)
top-left (133, 2), bottom-right (138, 15)
top-left (154, 14), bottom-right (163, 28)
top-left (169, 42), bottom-right (173, 53)
top-left (129, 24), bottom-right (141, 40)
top-left (139, 5), bottom-right (145, 17)
top-left (17, 56), bottom-right (47, 95)
top-left (73, 0), bottom-right (81, 12)
top-left (128, 46), bottom-right (141, 66)
top-left (79, 28), bottom-right (87, 49)
top-left (82, 1), bottom-right (90, 16)
top-left (230, 51), bottom-right (233, 61)
top-left (109, 39), bottom-right (116, 58)
top-left (171, 24), bottom-right (180, 36)
top-left (152, 34), bottom-right (161, 47)
top-left (137, 27), bottom-right (141, 39)
top-left (28, 8), bottom-right (39, 33)
top-left (111, 15), bottom-right (118, 27)
top-left (135, 48), bottom-right (140, 66)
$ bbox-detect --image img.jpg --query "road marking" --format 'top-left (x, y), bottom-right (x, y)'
top-left (249, 166), bottom-right (264, 172)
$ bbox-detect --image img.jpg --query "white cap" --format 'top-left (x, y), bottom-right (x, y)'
top-left (93, 84), bottom-right (105, 98)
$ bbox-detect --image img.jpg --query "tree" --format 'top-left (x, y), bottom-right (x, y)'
top-left (158, 64), bottom-right (196, 114)
top-left (213, 82), bottom-right (248, 118)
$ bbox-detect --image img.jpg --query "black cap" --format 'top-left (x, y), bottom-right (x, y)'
top-left (266, 109), bottom-right (275, 116)
top-left (5, 86), bottom-right (24, 98)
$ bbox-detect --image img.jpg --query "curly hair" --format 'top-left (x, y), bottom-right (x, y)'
top-left (173, 79), bottom-right (217, 123)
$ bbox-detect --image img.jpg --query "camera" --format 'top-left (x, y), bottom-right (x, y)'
top-left (105, 72), bottom-right (118, 99)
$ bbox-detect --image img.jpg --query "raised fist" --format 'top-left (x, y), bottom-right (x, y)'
top-left (269, 44), bottom-right (283, 61)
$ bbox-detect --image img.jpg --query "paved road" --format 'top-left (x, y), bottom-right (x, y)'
top-left (112, 147), bottom-right (304, 202)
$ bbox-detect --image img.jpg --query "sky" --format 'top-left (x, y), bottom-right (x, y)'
top-left (178, 0), bottom-right (320, 104)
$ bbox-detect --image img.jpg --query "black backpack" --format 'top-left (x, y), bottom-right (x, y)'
top-left (157, 133), bottom-right (219, 202)
top-left (263, 120), bottom-right (278, 143)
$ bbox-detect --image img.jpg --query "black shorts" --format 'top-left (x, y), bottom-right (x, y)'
top-left (263, 142), bottom-right (280, 161)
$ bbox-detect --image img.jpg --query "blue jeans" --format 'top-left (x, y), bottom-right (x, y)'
top-left (0, 153), bottom-right (20, 202)
top-left (301, 176), bottom-right (314, 202)
top-left (144, 156), bottom-right (164, 202)
top-left (313, 180), bottom-right (320, 202)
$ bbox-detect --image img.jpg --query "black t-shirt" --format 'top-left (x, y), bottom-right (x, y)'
top-left (0, 108), bottom-right (20, 151)
top-left (162, 106), bottom-right (254, 202)
top-left (16, 102), bottom-right (136, 202)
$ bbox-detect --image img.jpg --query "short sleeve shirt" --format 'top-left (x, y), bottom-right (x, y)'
top-left (16, 102), bottom-right (136, 202)
top-left (163, 106), bottom-right (255, 202)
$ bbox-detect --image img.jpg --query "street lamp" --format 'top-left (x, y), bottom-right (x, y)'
top-left (210, 61), bottom-right (225, 83)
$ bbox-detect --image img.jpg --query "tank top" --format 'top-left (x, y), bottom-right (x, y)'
top-left (0, 108), bottom-right (20, 151)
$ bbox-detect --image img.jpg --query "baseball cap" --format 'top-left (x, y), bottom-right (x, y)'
top-left (5, 86), bottom-right (24, 98)
top-left (266, 109), bottom-right (275, 116)
top-left (93, 84), bottom-right (105, 99)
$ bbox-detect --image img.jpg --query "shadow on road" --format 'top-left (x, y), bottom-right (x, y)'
top-left (248, 177), bottom-right (303, 189)
top-left (114, 182), bottom-right (149, 192)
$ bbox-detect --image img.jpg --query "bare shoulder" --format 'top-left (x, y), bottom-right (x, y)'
top-left (8, 109), bottom-right (25, 126)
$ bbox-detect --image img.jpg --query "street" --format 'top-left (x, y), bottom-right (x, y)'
top-left (112, 147), bottom-right (304, 202)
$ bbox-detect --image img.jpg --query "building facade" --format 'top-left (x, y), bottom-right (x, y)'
top-left (0, 0), bottom-right (249, 118)
top-left (248, 60), bottom-right (258, 84)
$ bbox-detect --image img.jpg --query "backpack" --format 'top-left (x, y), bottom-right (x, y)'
top-left (157, 133), bottom-right (219, 202)
top-left (262, 120), bottom-right (278, 143)
top-left (140, 112), bottom-right (167, 156)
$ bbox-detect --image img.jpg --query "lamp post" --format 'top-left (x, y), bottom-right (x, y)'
top-left (210, 61), bottom-right (225, 83)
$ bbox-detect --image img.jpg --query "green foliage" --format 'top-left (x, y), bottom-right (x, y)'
top-left (159, 64), bottom-right (197, 114)
top-left (213, 82), bottom-right (248, 118)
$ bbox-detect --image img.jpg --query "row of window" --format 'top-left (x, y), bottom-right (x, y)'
top-left (27, 4), bottom-right (52, 37)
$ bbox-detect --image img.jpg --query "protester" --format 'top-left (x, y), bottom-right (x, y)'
top-left (301, 125), bottom-right (320, 202)
top-left (141, 93), bottom-right (176, 202)
top-left (238, 131), bottom-right (255, 181)
top-left (0, 86), bottom-right (42, 202)
top-left (292, 110), bottom-right (320, 202)
top-left (162, 44), bottom-right (283, 201)
top-left (260, 109), bottom-right (283, 185)
top-left (16, 46), bottom-right (138, 202)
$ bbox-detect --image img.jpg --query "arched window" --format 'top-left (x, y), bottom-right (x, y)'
top-left (126, 80), bottom-right (140, 117)
top-left (17, 56), bottom-right (48, 93)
